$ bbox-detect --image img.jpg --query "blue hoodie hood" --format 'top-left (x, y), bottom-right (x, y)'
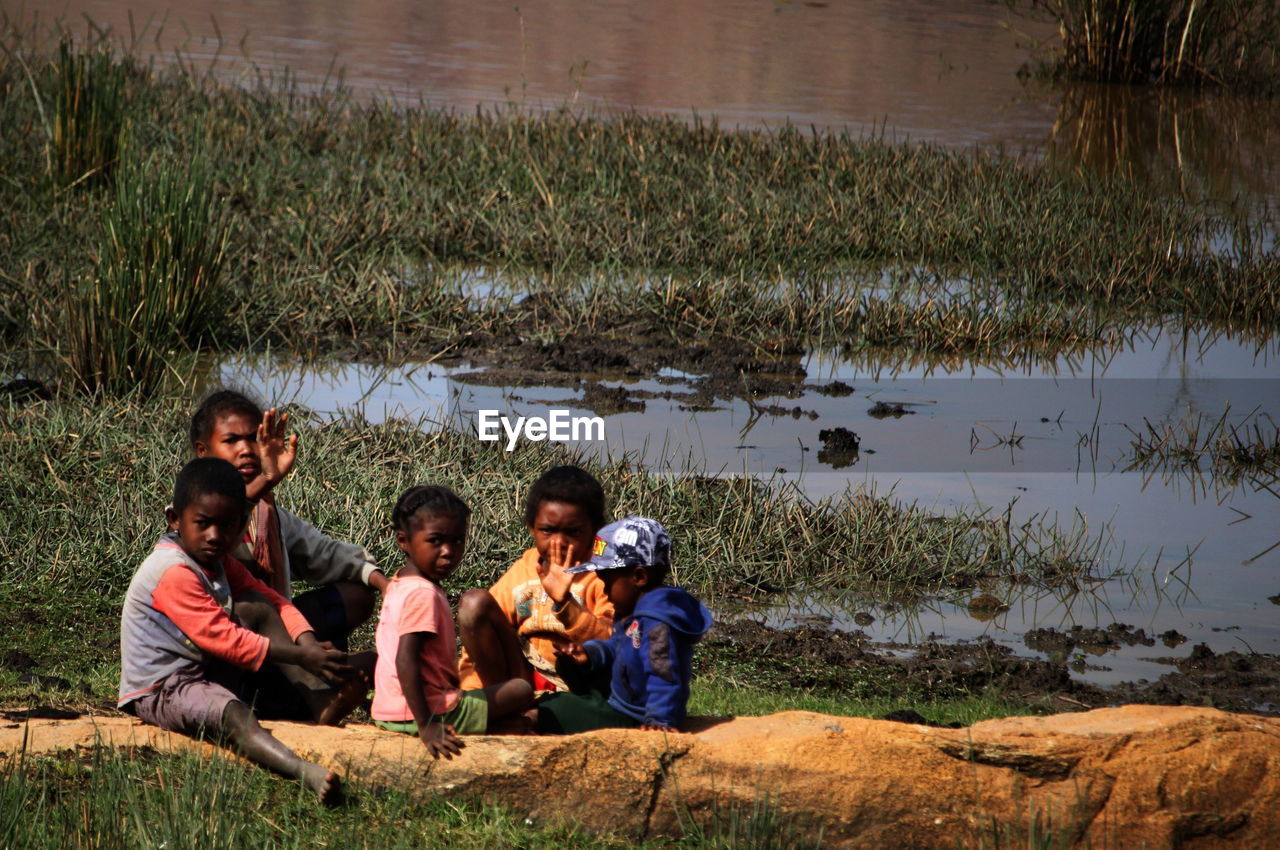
top-left (632, 586), bottom-right (713, 639)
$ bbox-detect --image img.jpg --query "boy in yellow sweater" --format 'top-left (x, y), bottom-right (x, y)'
top-left (456, 466), bottom-right (613, 691)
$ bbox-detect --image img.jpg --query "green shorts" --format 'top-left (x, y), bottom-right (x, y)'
top-left (375, 689), bottom-right (489, 736)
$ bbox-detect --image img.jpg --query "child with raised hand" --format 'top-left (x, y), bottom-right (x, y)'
top-left (119, 457), bottom-right (356, 804)
top-left (372, 486), bottom-right (534, 757)
top-left (536, 517), bottom-right (713, 734)
top-left (456, 465), bottom-right (614, 692)
top-left (189, 390), bottom-right (388, 653)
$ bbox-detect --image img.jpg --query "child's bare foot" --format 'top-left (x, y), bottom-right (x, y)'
top-left (299, 761), bottom-right (344, 806)
top-left (316, 672), bottom-right (369, 726)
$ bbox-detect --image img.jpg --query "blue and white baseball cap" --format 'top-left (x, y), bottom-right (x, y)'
top-left (565, 516), bottom-right (671, 573)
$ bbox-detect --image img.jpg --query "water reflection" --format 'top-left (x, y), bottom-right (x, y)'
top-left (1045, 83), bottom-right (1280, 211)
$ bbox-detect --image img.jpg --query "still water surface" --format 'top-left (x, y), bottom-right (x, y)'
top-left (218, 327), bottom-right (1280, 688)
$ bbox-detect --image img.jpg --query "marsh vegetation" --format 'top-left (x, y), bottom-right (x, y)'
top-left (1, 31), bottom-right (1276, 398)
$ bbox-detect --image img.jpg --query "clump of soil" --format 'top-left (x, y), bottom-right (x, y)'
top-left (868, 401), bottom-right (915, 418)
top-left (817, 427), bottom-right (861, 469)
top-left (1024, 624), bottom-right (1156, 661)
top-left (431, 324), bottom-right (847, 415)
top-left (580, 382), bottom-right (645, 415)
top-left (1107, 643), bottom-right (1280, 714)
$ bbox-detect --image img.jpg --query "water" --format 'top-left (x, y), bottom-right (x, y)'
top-left (39, 0), bottom-right (1280, 207)
top-left (217, 327), bottom-right (1280, 687)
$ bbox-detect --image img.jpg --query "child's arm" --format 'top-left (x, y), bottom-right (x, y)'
top-left (638, 623), bottom-right (687, 732)
top-left (276, 506), bottom-right (384, 590)
top-left (224, 558), bottom-right (352, 682)
top-left (396, 631), bottom-right (464, 759)
top-left (152, 563), bottom-right (343, 679)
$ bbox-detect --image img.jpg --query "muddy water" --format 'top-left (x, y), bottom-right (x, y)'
top-left (43, 0), bottom-right (1280, 205)
top-left (218, 327), bottom-right (1280, 690)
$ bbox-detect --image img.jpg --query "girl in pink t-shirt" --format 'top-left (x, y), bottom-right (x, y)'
top-left (371, 486), bottom-right (533, 757)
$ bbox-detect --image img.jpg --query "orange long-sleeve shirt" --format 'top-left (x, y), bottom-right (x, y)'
top-left (457, 547), bottom-right (613, 690)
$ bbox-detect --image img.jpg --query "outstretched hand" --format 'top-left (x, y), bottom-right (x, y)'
top-left (536, 538), bottom-right (577, 606)
top-left (257, 407), bottom-right (298, 490)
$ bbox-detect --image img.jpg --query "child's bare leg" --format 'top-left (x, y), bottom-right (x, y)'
top-left (316, 650), bottom-right (375, 726)
top-left (482, 678), bottom-right (535, 732)
top-left (457, 589), bottom-right (530, 686)
top-left (234, 591), bottom-right (347, 722)
top-left (221, 700), bottom-right (342, 805)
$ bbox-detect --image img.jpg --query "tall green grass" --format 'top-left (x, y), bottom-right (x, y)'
top-left (1014, 0), bottom-right (1280, 90)
top-left (47, 38), bottom-right (131, 187)
top-left (35, 153), bottom-right (229, 395)
top-left (0, 746), bottom-right (643, 849)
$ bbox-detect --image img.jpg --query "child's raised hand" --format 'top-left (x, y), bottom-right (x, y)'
top-left (257, 407), bottom-right (298, 488)
top-left (536, 538), bottom-right (576, 607)
top-left (420, 721), bottom-right (465, 759)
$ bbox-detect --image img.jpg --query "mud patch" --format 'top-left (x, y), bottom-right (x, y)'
top-left (432, 324), bottom-right (841, 416)
top-left (704, 620), bottom-right (1280, 716)
top-left (700, 619), bottom-right (1107, 709)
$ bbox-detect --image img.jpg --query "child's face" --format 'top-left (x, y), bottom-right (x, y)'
top-left (166, 492), bottom-right (248, 569)
top-left (194, 412), bottom-right (261, 485)
top-left (600, 566), bottom-right (648, 618)
top-left (396, 513), bottom-right (468, 583)
top-left (528, 501), bottom-right (597, 569)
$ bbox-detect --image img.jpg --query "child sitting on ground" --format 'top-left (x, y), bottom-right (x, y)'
top-left (119, 457), bottom-right (357, 803)
top-left (456, 465), bottom-right (614, 692)
top-left (536, 516), bottom-right (713, 734)
top-left (535, 514), bottom-right (716, 732)
top-left (372, 485), bottom-right (533, 757)
top-left (190, 390), bottom-right (389, 652)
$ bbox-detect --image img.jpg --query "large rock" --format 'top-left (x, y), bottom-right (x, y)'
top-left (2, 705), bottom-right (1278, 848)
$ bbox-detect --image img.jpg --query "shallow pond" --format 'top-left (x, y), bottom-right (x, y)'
top-left (219, 326), bottom-right (1280, 689)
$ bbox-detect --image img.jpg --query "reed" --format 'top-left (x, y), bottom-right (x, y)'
top-left (47, 38), bottom-right (130, 187)
top-left (1014, 0), bottom-right (1280, 90)
top-left (38, 153), bottom-right (229, 395)
top-left (1124, 404), bottom-right (1280, 484)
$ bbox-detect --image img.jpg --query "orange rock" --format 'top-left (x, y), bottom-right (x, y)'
top-left (2, 705), bottom-right (1277, 848)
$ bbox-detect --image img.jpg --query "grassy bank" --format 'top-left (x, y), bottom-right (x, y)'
top-left (0, 392), bottom-right (1115, 711)
top-left (1, 32), bottom-right (1277, 394)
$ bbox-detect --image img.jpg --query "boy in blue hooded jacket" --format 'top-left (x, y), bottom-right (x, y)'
top-left (536, 516), bottom-right (713, 733)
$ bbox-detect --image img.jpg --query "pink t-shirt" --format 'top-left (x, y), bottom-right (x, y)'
top-left (371, 575), bottom-right (462, 721)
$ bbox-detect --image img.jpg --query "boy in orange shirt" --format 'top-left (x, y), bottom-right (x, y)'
top-left (456, 466), bottom-right (613, 691)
